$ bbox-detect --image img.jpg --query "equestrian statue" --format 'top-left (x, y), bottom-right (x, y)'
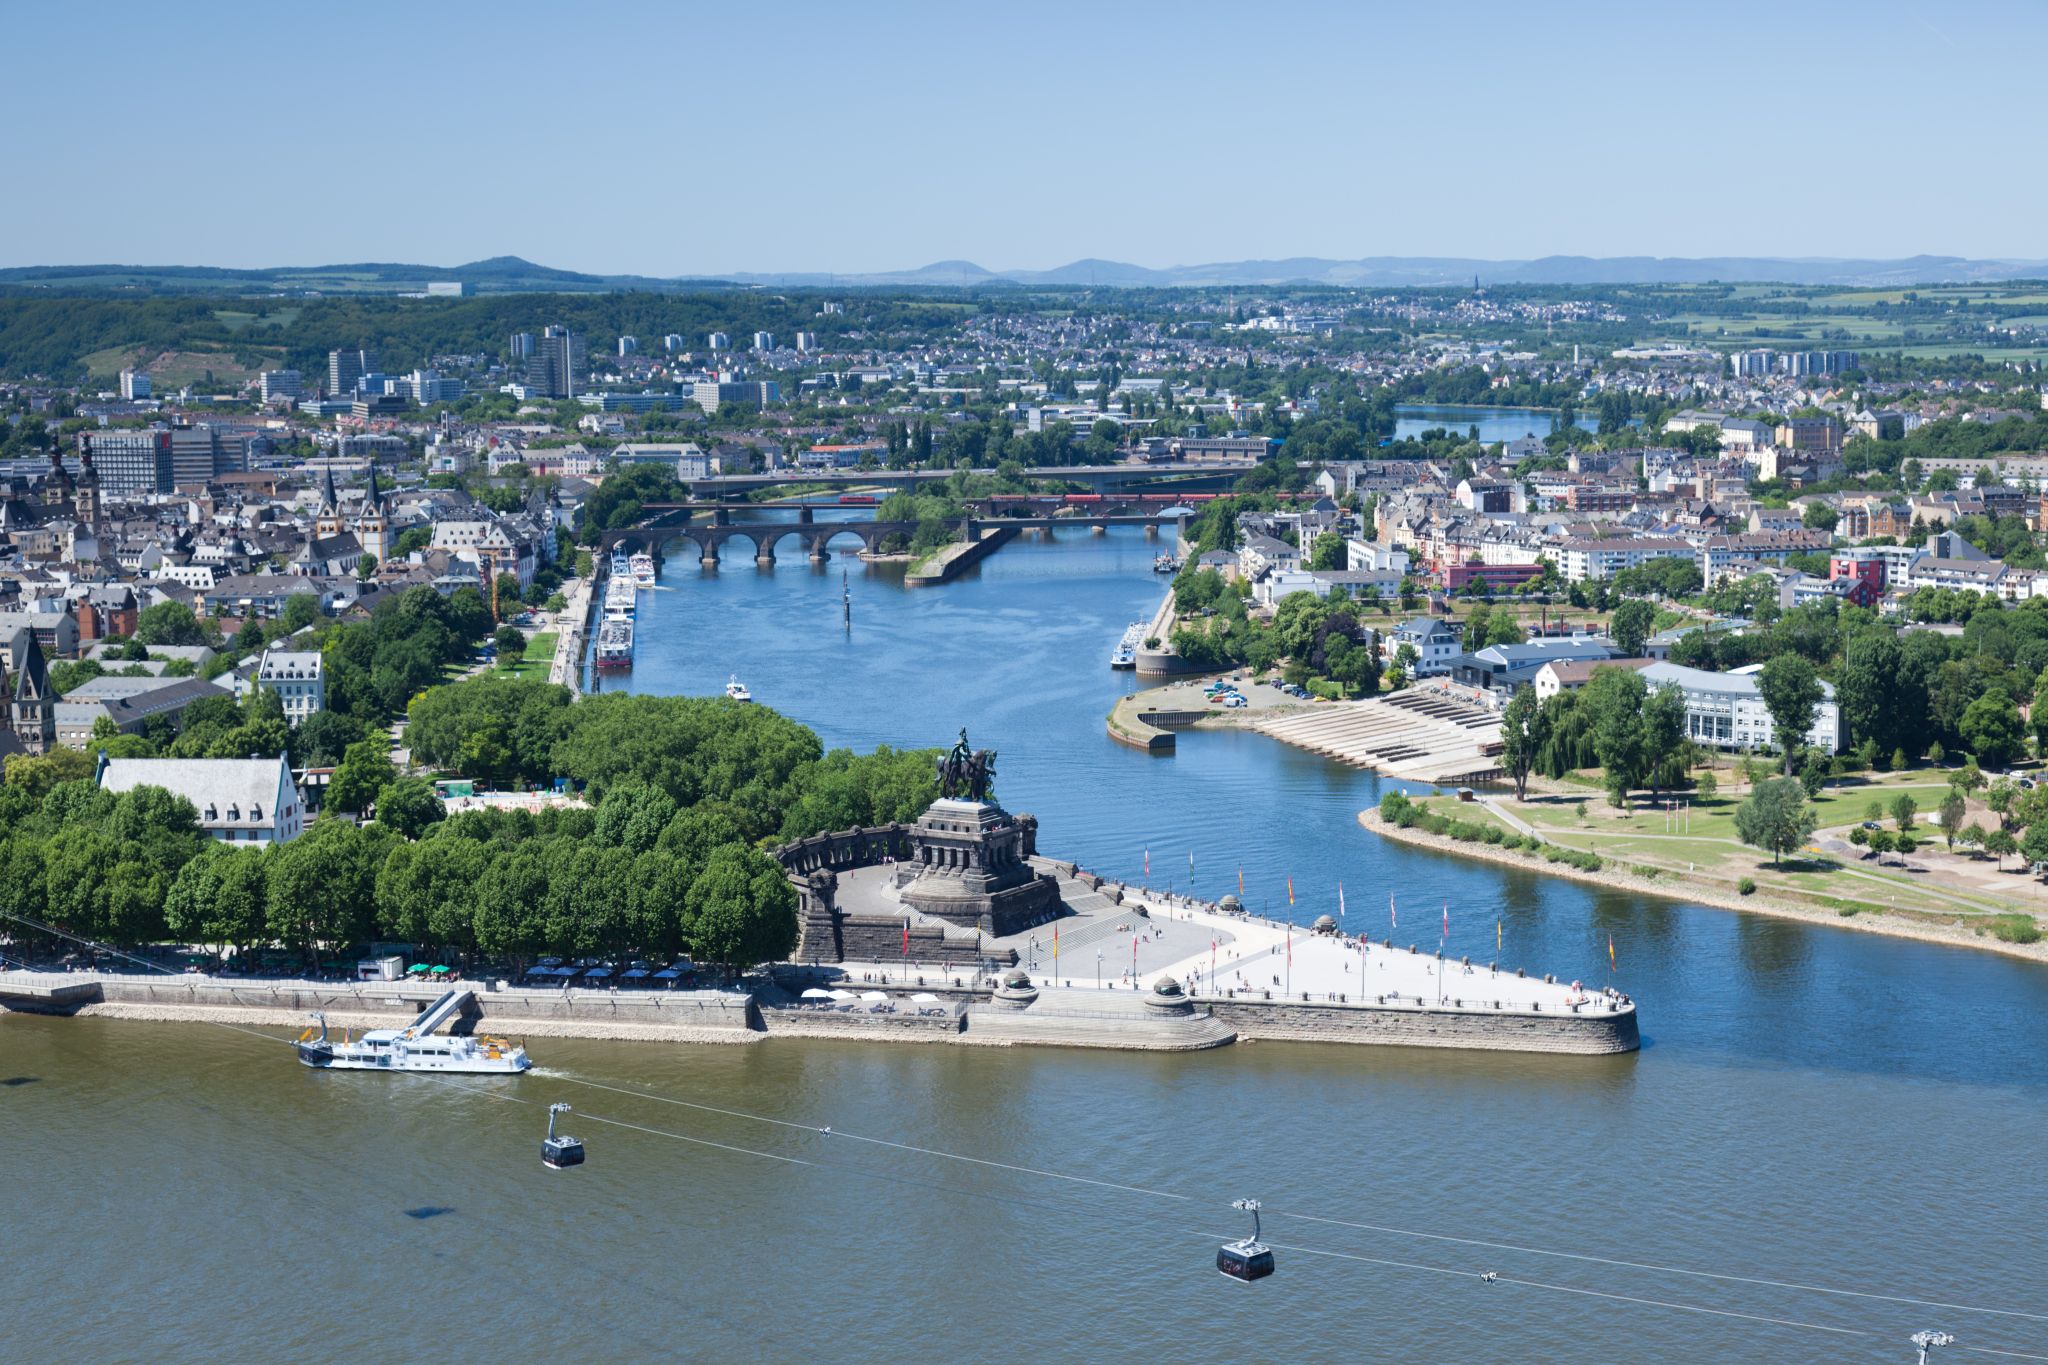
top-left (935, 728), bottom-right (998, 803)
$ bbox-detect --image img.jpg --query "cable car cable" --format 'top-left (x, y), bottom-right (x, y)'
top-left (9, 907), bottom-right (2043, 1348)
top-left (540, 1063), bottom-right (2048, 1326)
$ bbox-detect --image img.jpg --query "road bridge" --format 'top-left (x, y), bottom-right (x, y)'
top-left (605, 506), bottom-right (1188, 568)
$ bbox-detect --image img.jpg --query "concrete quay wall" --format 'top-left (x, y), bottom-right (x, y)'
top-left (21, 975), bottom-right (761, 1037)
top-left (1209, 996), bottom-right (1639, 1055)
top-left (904, 524), bottom-right (1018, 587)
top-left (757, 1006), bottom-right (965, 1042)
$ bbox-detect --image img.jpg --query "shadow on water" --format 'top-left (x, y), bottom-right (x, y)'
top-left (402, 1206), bottom-right (455, 1220)
top-left (0, 1076), bottom-right (40, 1087)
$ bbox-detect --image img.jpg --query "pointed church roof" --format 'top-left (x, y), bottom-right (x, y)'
top-left (362, 458), bottom-right (386, 517)
top-left (318, 463), bottom-right (339, 517)
top-left (12, 635), bottom-right (49, 703)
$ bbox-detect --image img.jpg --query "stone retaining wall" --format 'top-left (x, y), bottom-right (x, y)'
top-left (85, 977), bottom-right (759, 1031)
top-left (1209, 998), bottom-right (1638, 1055)
top-left (757, 1007), bottom-right (964, 1041)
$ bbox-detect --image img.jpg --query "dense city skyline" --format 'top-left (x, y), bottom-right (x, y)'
top-left (6, 1), bottom-right (2043, 273)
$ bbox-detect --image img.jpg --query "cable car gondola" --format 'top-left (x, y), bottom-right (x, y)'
top-left (1217, 1198), bottom-right (1274, 1281)
top-left (541, 1102), bottom-right (585, 1169)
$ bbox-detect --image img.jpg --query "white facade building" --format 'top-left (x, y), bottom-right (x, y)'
top-left (1559, 538), bottom-right (1698, 583)
top-left (1639, 661), bottom-right (1839, 754)
top-left (98, 755), bottom-right (306, 845)
top-left (253, 648), bottom-right (325, 721)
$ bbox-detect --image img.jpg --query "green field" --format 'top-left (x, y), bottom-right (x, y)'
top-left (1417, 766), bottom-right (2037, 925)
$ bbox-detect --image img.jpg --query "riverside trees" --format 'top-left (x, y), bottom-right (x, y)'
top-left (0, 677), bottom-right (949, 970)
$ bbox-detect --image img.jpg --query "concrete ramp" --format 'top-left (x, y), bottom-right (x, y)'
top-left (402, 987), bottom-right (477, 1037)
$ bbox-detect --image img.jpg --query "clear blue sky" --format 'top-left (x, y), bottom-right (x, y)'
top-left (4, 0), bottom-right (2039, 273)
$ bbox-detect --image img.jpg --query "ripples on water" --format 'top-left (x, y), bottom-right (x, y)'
top-left (10, 527), bottom-right (2048, 1362)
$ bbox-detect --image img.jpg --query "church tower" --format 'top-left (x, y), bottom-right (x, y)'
top-left (73, 449), bottom-right (101, 533)
top-left (314, 463), bottom-right (344, 539)
top-left (357, 458), bottom-right (389, 562)
top-left (10, 636), bottom-right (55, 756)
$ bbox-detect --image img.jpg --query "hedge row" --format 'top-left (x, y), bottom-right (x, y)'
top-left (1378, 793), bottom-right (1602, 871)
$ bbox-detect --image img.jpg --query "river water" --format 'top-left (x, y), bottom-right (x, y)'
top-left (11, 530), bottom-right (2048, 1363)
top-left (1393, 403), bottom-right (1594, 444)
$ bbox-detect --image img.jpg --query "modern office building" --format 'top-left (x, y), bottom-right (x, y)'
top-left (707, 332), bottom-right (729, 350)
top-left (752, 331), bottom-right (775, 351)
top-left (408, 369), bottom-right (466, 403)
top-left (1640, 661), bottom-right (1839, 754)
top-left (118, 368), bottom-right (151, 400)
top-left (663, 334), bottom-right (685, 352)
top-left (526, 325), bottom-right (584, 399)
top-left (80, 428), bottom-right (174, 494)
top-left (795, 331), bottom-right (818, 353)
top-left (258, 369), bottom-right (303, 403)
top-left (327, 348), bottom-right (376, 397)
top-left (692, 379), bottom-right (780, 414)
top-left (168, 424), bottom-right (248, 487)
top-left (508, 332), bottom-right (535, 361)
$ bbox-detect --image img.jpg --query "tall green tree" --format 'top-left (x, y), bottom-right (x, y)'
top-left (1499, 685), bottom-right (1542, 801)
top-left (1756, 653), bottom-right (1824, 773)
top-left (1734, 777), bottom-right (1817, 868)
top-left (1608, 599), bottom-right (1656, 658)
top-left (1959, 691), bottom-right (2024, 769)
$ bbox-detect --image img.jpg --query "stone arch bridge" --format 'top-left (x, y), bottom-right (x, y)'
top-left (605, 502), bottom-right (1185, 567)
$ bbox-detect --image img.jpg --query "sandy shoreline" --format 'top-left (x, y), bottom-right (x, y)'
top-left (1359, 808), bottom-right (2048, 966)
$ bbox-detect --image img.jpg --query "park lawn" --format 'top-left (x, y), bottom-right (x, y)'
top-left (496, 631), bottom-right (556, 681)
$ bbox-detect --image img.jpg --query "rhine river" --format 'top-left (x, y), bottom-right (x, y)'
top-left (10, 528), bottom-right (2048, 1363)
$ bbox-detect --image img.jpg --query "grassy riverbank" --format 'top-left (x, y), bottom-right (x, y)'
top-left (1360, 806), bottom-right (2048, 964)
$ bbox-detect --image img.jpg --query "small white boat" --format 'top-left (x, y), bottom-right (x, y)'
top-left (629, 551), bottom-right (657, 589)
top-left (296, 990), bottom-right (529, 1074)
top-left (724, 674), bottom-right (752, 702)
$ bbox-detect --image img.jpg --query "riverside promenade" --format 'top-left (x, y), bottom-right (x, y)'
top-left (814, 861), bottom-right (1638, 1055)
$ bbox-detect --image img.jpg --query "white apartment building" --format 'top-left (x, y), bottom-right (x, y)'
top-left (1559, 537), bottom-right (1697, 583)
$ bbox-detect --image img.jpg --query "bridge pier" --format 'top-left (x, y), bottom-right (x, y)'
top-left (1145, 522), bottom-right (1159, 540)
top-left (700, 545), bottom-right (720, 570)
top-left (1091, 523), bottom-right (1107, 536)
top-left (755, 550), bottom-right (776, 568)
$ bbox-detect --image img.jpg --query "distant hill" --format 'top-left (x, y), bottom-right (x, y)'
top-left (6, 252), bottom-right (2048, 295)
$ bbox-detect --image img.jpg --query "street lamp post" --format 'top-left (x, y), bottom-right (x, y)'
top-left (1096, 949), bottom-right (1102, 989)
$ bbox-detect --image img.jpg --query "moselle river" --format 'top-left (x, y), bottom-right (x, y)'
top-left (11, 528), bottom-right (2048, 1363)
top-left (1394, 402), bottom-right (1595, 443)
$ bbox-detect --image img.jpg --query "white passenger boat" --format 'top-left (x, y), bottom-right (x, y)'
top-left (724, 674), bottom-right (752, 702)
top-left (629, 551), bottom-right (657, 588)
top-left (604, 577), bottom-right (638, 615)
top-left (609, 552), bottom-right (631, 578)
top-left (595, 617), bottom-right (635, 669)
top-left (296, 989), bottom-right (530, 1074)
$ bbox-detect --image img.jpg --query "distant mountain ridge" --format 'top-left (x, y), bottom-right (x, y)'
top-left (725, 253), bottom-right (2048, 288)
top-left (4, 252), bottom-right (2048, 294)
